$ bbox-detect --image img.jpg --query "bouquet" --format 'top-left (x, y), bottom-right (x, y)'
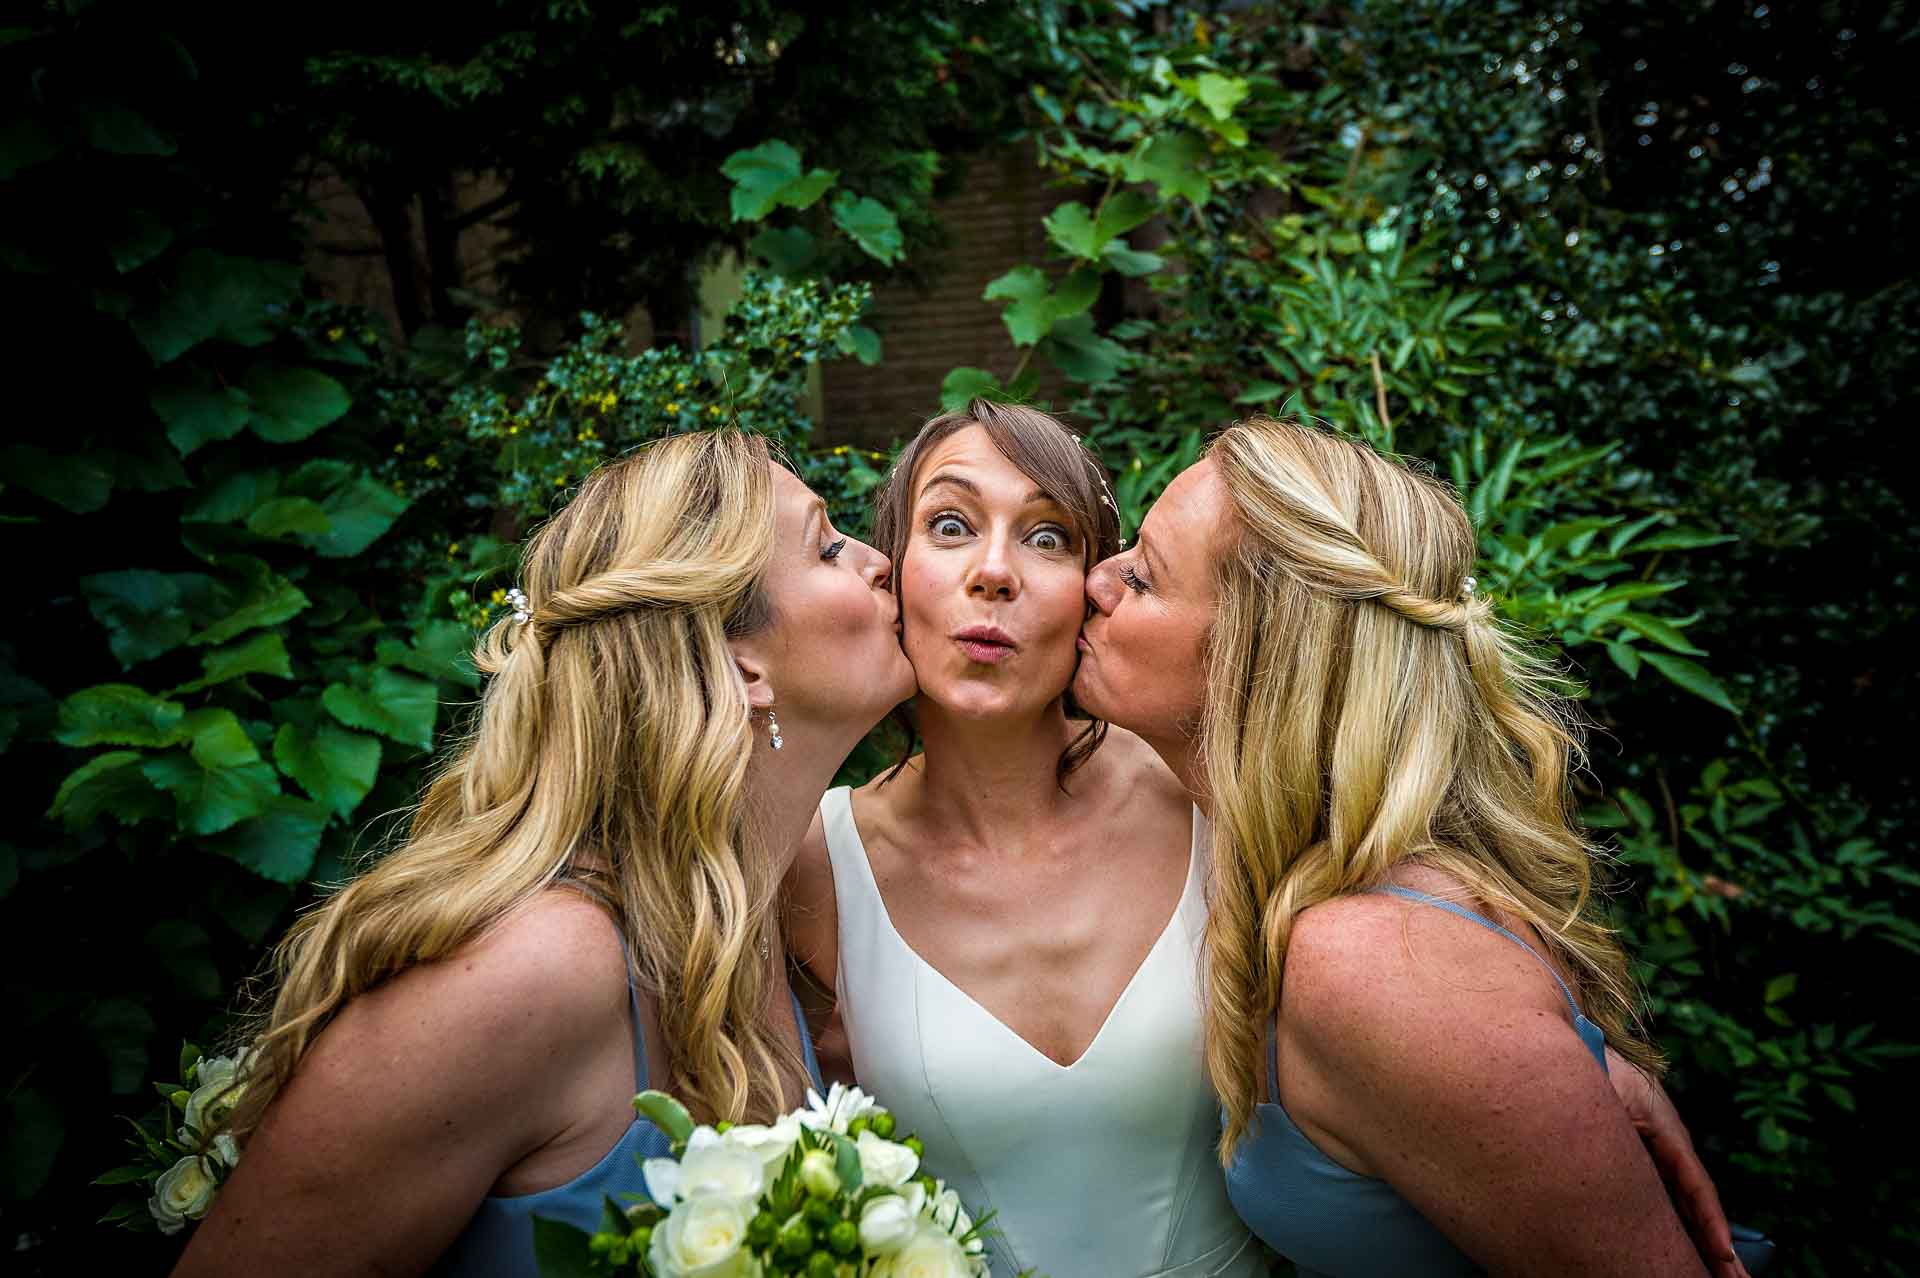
top-left (538, 1082), bottom-right (999, 1278)
top-left (95, 1042), bottom-right (256, 1234)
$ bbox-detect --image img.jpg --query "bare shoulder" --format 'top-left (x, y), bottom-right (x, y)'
top-left (1282, 879), bottom-right (1572, 1053)
top-left (1091, 725), bottom-right (1189, 809)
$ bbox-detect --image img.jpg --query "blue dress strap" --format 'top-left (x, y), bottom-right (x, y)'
top-left (1373, 885), bottom-right (1609, 1069)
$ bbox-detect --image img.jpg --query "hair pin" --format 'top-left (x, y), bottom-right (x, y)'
top-left (1461, 576), bottom-right (1478, 598)
top-left (507, 587), bottom-right (530, 624)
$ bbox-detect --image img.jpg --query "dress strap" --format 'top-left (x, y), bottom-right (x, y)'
top-left (1372, 886), bottom-right (1607, 1069)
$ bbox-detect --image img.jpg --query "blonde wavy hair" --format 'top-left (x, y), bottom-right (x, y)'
top-left (1201, 417), bottom-right (1659, 1164)
top-left (227, 430), bottom-right (802, 1140)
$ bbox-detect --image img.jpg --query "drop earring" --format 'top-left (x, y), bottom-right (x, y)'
top-left (766, 708), bottom-right (784, 751)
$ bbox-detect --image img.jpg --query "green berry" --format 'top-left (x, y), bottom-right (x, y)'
top-left (869, 1111), bottom-right (896, 1139)
top-left (777, 1221), bottom-right (813, 1260)
top-left (628, 1225), bottom-right (653, 1255)
top-left (827, 1220), bottom-right (859, 1256)
top-left (749, 1212), bottom-right (779, 1248)
top-left (803, 1198), bottom-right (837, 1228)
top-left (807, 1251), bottom-right (839, 1278)
top-left (846, 1115), bottom-right (871, 1138)
top-left (903, 1136), bottom-right (925, 1159)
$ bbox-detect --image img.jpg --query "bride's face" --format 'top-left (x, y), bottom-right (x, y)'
top-left (1074, 459), bottom-right (1225, 747)
top-left (898, 426), bottom-right (1087, 721)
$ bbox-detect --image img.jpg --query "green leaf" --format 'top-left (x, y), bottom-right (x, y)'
top-left (828, 1129), bottom-right (864, 1193)
top-left (1640, 652), bottom-right (1738, 713)
top-left (1191, 72), bottom-right (1249, 120)
top-left (274, 721), bottom-right (381, 818)
top-left (1633, 529), bottom-right (1740, 553)
top-left (207, 794), bottom-right (329, 883)
top-left (48, 751), bottom-right (169, 829)
top-left (830, 193), bottom-right (903, 265)
top-left (1043, 201), bottom-right (1099, 259)
top-left (1101, 242), bottom-right (1165, 276)
top-left (778, 168), bottom-right (838, 212)
top-left (1095, 190), bottom-right (1157, 243)
top-left (55, 684), bottom-right (186, 748)
top-left (938, 367), bottom-right (1002, 413)
top-left (245, 366), bottom-right (352, 444)
top-left (632, 1090), bottom-right (694, 1143)
top-left (83, 102), bottom-right (175, 155)
top-left (1605, 640), bottom-right (1643, 680)
top-left (246, 496), bottom-right (331, 538)
top-left (1236, 381), bottom-right (1290, 405)
top-left (109, 209), bottom-right (174, 274)
top-left (80, 570), bottom-right (215, 669)
top-left (836, 323), bottom-right (882, 366)
top-left (749, 226), bottom-right (820, 276)
top-left (283, 461), bottom-right (410, 558)
top-left (128, 250), bottom-right (302, 366)
top-left (1043, 312), bottom-right (1127, 383)
top-left (323, 669), bottom-right (439, 751)
top-left (189, 562), bottom-right (310, 646)
top-left (983, 266), bottom-right (1057, 347)
top-left (1618, 612), bottom-right (1708, 656)
top-left (722, 140), bottom-right (804, 221)
top-left (91, 1165), bottom-right (154, 1187)
top-left (0, 444), bottom-right (114, 513)
top-left (185, 707), bottom-right (262, 768)
top-left (142, 751), bottom-right (279, 836)
top-left (183, 469), bottom-right (279, 524)
top-left (1128, 131), bottom-right (1210, 204)
top-left (1765, 973), bottom-right (1798, 1004)
top-left (376, 620), bottom-right (479, 687)
top-left (530, 1216), bottom-right (600, 1278)
top-left (1, 1090), bottom-right (63, 1199)
top-left (176, 632), bottom-right (293, 694)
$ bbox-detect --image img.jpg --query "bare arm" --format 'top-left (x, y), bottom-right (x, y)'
top-left (174, 894), bottom-right (634, 1278)
top-left (1284, 899), bottom-right (1708, 1278)
top-left (781, 807), bottom-right (852, 1083)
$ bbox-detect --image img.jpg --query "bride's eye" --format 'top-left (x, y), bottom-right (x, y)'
top-left (1027, 525), bottom-right (1072, 553)
top-left (927, 512), bottom-right (971, 538)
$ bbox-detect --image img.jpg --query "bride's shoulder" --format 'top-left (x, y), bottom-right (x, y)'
top-left (1092, 725), bottom-right (1188, 807)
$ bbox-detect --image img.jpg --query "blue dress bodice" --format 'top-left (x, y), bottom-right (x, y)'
top-left (1223, 887), bottom-right (1607, 1278)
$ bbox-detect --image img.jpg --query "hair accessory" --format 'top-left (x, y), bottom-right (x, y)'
top-left (766, 708), bottom-right (784, 751)
top-left (1460, 575), bottom-right (1478, 598)
top-left (506, 587), bottom-right (530, 624)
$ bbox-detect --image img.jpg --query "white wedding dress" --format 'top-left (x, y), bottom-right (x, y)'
top-left (820, 786), bottom-right (1259, 1278)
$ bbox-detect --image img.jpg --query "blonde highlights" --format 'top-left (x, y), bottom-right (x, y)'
top-left (1200, 417), bottom-right (1658, 1163)
top-left (229, 430), bottom-right (800, 1140)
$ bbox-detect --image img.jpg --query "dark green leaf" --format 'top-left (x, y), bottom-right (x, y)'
top-left (1128, 131), bottom-right (1210, 203)
top-left (274, 721), bottom-right (380, 818)
top-left (1, 1090), bottom-right (63, 1199)
top-left (778, 168), bottom-right (838, 212)
top-left (376, 620), bottom-right (478, 687)
top-left (48, 751), bottom-right (169, 830)
top-left (141, 751), bottom-right (279, 836)
top-left (1640, 652), bottom-right (1738, 713)
top-left (207, 794), bottom-right (329, 883)
top-left (322, 669), bottom-right (439, 751)
top-left (185, 707), bottom-right (262, 768)
top-left (722, 140), bottom-right (804, 221)
top-left (1101, 243), bottom-right (1165, 276)
top-left (530, 1216), bottom-right (600, 1278)
top-left (80, 570), bottom-right (215, 669)
top-left (109, 209), bottom-right (174, 274)
top-left (830, 193), bottom-right (903, 265)
top-left (836, 323), bottom-right (882, 366)
top-left (128, 250), bottom-right (302, 365)
top-left (245, 366), bottom-right (352, 444)
top-left (632, 1090), bottom-right (694, 1143)
top-left (176, 632), bottom-right (293, 694)
top-left (189, 562), bottom-right (310, 646)
top-left (1043, 313), bottom-right (1127, 383)
top-left (55, 684), bottom-right (186, 748)
top-left (246, 496), bottom-right (331, 538)
top-left (83, 102), bottom-right (175, 155)
top-left (938, 367), bottom-right (1002, 413)
top-left (0, 444), bottom-right (114, 513)
top-left (84, 998), bottom-right (156, 1094)
top-left (749, 226), bottom-right (820, 276)
top-left (150, 379), bottom-right (252, 457)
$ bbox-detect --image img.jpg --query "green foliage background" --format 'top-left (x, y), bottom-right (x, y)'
top-left (2, 1), bottom-right (1913, 1273)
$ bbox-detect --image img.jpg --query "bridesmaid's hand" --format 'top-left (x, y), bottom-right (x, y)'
top-left (1605, 1047), bottom-right (1751, 1278)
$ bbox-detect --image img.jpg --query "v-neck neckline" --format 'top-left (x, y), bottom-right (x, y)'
top-left (838, 790), bottom-right (1200, 1072)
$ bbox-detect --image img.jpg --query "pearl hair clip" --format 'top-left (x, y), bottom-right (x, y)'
top-left (506, 587), bottom-right (530, 624)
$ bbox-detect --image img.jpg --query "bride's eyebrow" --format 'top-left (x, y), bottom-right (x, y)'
top-left (919, 473), bottom-right (1054, 507)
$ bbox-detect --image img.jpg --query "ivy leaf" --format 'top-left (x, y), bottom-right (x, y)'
top-left (245, 366), bottom-right (352, 444)
top-left (246, 496), bottom-right (331, 538)
top-left (722, 140), bottom-right (804, 221)
top-left (274, 721), bottom-right (380, 818)
top-left (1128, 131), bottom-right (1211, 204)
top-left (1043, 201), bottom-right (1100, 259)
top-left (749, 226), bottom-right (820, 276)
top-left (777, 168), bottom-right (838, 212)
top-left (830, 193), bottom-right (903, 266)
top-left (1640, 652), bottom-right (1738, 713)
top-left (184, 707), bottom-right (262, 768)
top-left (207, 795), bottom-right (328, 884)
top-left (128, 250), bottom-right (302, 366)
top-left (189, 560), bottom-right (310, 647)
top-left (80, 570), bottom-right (215, 669)
top-left (0, 444), bottom-right (114, 513)
top-left (938, 367), bottom-right (1004, 413)
top-left (48, 751), bottom-right (170, 830)
top-left (54, 684), bottom-right (186, 748)
top-left (141, 750), bottom-right (279, 836)
top-left (323, 669), bottom-right (439, 751)
top-left (290, 466), bottom-right (409, 558)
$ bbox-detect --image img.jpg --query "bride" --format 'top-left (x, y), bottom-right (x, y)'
top-left (784, 401), bottom-right (1261, 1278)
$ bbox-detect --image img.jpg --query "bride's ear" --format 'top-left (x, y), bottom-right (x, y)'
top-left (731, 647), bottom-right (776, 712)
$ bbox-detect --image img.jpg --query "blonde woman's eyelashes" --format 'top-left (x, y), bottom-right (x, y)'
top-left (821, 536), bottom-right (848, 561)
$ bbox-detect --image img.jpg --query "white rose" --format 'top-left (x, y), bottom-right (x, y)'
top-left (855, 1129), bottom-right (920, 1188)
top-left (858, 1192), bottom-right (920, 1255)
top-left (182, 1051), bottom-right (254, 1137)
top-left (869, 1223), bottom-right (974, 1278)
top-left (644, 1127), bottom-right (766, 1206)
top-left (719, 1113), bottom-right (802, 1177)
top-left (647, 1194), bottom-right (759, 1278)
top-left (148, 1155), bottom-right (218, 1235)
top-left (210, 1133), bottom-right (241, 1169)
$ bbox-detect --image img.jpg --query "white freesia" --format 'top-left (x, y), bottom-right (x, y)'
top-left (855, 1128), bottom-right (920, 1187)
top-left (719, 1113), bottom-right (802, 1177)
top-left (644, 1127), bottom-right (765, 1206)
top-left (868, 1221), bottom-right (975, 1278)
top-left (924, 1182), bottom-right (973, 1238)
top-left (796, 1081), bottom-right (878, 1134)
top-left (209, 1133), bottom-right (241, 1169)
top-left (148, 1154), bottom-right (218, 1235)
top-left (858, 1191), bottom-right (921, 1255)
top-left (647, 1193), bottom-right (759, 1278)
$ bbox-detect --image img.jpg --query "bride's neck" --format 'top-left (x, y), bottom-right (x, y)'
top-left (908, 697), bottom-right (1085, 843)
